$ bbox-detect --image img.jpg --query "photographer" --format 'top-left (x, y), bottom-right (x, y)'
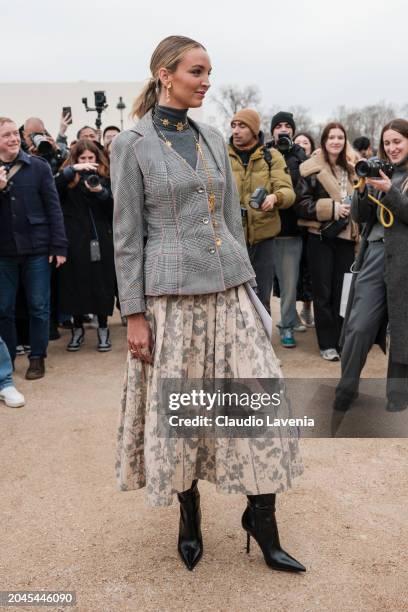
top-left (103, 125), bottom-right (120, 147)
top-left (267, 112), bottom-right (308, 346)
top-left (353, 136), bottom-right (374, 160)
top-left (77, 125), bottom-right (101, 144)
top-left (336, 119), bottom-right (408, 411)
top-left (23, 117), bottom-right (67, 174)
top-left (0, 117), bottom-right (67, 379)
top-left (228, 109), bottom-right (295, 315)
top-left (55, 140), bottom-right (115, 352)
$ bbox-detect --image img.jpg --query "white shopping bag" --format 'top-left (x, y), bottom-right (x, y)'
top-left (244, 282), bottom-right (273, 340)
top-left (340, 273), bottom-right (353, 318)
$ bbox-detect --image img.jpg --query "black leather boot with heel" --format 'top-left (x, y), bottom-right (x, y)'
top-left (242, 493), bottom-right (306, 572)
top-left (177, 479), bottom-right (203, 571)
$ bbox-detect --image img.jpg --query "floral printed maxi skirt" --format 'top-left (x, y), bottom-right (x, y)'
top-left (116, 285), bottom-right (303, 506)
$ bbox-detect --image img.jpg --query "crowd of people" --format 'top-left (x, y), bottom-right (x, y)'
top-left (0, 67), bottom-right (407, 416)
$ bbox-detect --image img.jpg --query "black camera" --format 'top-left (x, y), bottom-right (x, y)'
top-left (249, 187), bottom-right (268, 209)
top-left (94, 91), bottom-right (107, 111)
top-left (29, 133), bottom-right (53, 156)
top-left (355, 158), bottom-right (394, 179)
top-left (275, 132), bottom-right (293, 154)
top-left (81, 171), bottom-right (101, 188)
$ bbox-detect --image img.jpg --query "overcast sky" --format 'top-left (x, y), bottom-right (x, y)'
top-left (2, 0), bottom-right (407, 123)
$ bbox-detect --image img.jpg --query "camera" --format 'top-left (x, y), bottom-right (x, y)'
top-left (275, 132), bottom-right (293, 154)
top-left (355, 158), bottom-right (394, 179)
top-left (29, 133), bottom-right (53, 156)
top-left (82, 91), bottom-right (108, 130)
top-left (249, 187), bottom-right (268, 209)
top-left (80, 171), bottom-right (101, 188)
top-left (94, 91), bottom-right (107, 111)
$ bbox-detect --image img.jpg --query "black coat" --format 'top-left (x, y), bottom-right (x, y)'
top-left (268, 142), bottom-right (307, 236)
top-left (55, 167), bottom-right (115, 315)
top-left (351, 164), bottom-right (408, 363)
top-left (0, 150), bottom-right (67, 257)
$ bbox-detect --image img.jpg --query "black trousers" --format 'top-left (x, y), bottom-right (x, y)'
top-left (247, 238), bottom-right (275, 314)
top-left (307, 234), bottom-right (355, 351)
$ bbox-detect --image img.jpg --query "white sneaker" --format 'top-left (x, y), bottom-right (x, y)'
top-left (0, 386), bottom-right (25, 408)
top-left (320, 348), bottom-right (340, 362)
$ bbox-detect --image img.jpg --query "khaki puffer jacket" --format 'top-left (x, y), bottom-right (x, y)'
top-left (229, 143), bottom-right (295, 246)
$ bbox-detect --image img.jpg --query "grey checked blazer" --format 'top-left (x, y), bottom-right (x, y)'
top-left (111, 110), bottom-right (256, 315)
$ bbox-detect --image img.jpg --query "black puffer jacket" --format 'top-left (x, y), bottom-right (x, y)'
top-left (267, 142), bottom-right (307, 236)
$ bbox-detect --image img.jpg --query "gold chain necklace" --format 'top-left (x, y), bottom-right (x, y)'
top-left (154, 122), bottom-right (221, 246)
top-left (159, 116), bottom-right (189, 131)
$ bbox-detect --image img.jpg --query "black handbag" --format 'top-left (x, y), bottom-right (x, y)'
top-left (320, 216), bottom-right (349, 239)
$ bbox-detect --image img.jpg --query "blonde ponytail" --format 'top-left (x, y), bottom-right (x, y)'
top-left (131, 78), bottom-right (158, 120)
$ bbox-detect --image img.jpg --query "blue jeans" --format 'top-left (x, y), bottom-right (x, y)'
top-left (273, 237), bottom-right (303, 331)
top-left (0, 255), bottom-right (51, 361)
top-left (0, 336), bottom-right (13, 390)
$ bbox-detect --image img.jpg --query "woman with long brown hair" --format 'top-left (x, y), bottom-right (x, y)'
top-left (56, 140), bottom-right (115, 352)
top-left (111, 35), bottom-right (305, 573)
top-left (296, 122), bottom-right (358, 361)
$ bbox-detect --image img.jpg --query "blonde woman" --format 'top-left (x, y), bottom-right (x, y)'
top-left (111, 35), bottom-right (305, 572)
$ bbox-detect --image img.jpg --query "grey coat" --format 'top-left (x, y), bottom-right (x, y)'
top-left (110, 111), bottom-right (256, 315)
top-left (352, 168), bottom-right (408, 363)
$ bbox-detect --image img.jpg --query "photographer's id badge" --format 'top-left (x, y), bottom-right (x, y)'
top-left (90, 239), bottom-right (101, 262)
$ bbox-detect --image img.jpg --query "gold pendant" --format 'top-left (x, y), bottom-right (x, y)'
top-left (161, 118), bottom-right (170, 127)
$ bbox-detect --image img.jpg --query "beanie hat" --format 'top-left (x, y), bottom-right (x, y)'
top-left (271, 111), bottom-right (296, 134)
top-left (231, 108), bottom-right (261, 137)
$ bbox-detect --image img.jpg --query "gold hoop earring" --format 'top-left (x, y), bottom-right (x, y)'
top-left (166, 82), bottom-right (172, 103)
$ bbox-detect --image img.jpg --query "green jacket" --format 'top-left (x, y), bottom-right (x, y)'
top-left (228, 142), bottom-right (295, 245)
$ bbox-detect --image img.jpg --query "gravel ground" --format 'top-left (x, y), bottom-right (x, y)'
top-left (1, 299), bottom-right (407, 612)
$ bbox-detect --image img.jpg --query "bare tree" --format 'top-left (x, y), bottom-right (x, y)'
top-left (209, 85), bottom-right (263, 136)
top-left (331, 101), bottom-right (396, 147)
top-left (212, 85), bottom-right (262, 119)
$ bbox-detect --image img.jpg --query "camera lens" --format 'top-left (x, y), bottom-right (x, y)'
top-left (32, 134), bottom-right (53, 156)
top-left (86, 174), bottom-right (100, 188)
top-left (277, 134), bottom-right (292, 153)
top-left (355, 160), bottom-right (370, 177)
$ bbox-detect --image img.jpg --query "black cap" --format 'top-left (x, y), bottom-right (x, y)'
top-left (271, 111), bottom-right (296, 134)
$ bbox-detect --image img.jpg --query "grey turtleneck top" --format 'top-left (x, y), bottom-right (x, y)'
top-left (152, 105), bottom-right (198, 169)
top-left (367, 162), bottom-right (407, 241)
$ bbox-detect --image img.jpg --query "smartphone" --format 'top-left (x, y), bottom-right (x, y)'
top-left (62, 106), bottom-right (73, 124)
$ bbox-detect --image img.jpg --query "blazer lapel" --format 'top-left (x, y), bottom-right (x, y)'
top-left (191, 119), bottom-right (225, 176)
top-left (131, 110), bottom-right (168, 173)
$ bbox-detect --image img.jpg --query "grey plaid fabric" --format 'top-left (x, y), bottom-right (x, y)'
top-left (111, 110), bottom-right (256, 315)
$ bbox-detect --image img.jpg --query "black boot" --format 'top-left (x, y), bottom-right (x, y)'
top-left (242, 493), bottom-right (306, 572)
top-left (177, 479), bottom-right (203, 571)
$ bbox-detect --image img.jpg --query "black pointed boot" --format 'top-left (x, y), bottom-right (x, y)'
top-left (242, 493), bottom-right (306, 572)
top-left (177, 479), bottom-right (203, 571)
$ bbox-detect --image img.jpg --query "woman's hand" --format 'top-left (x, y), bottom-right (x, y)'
top-left (72, 162), bottom-right (98, 172)
top-left (127, 313), bottom-right (154, 364)
top-left (338, 203), bottom-right (351, 218)
top-left (366, 170), bottom-right (392, 193)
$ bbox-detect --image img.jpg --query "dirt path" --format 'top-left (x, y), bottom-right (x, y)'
top-left (1, 300), bottom-right (407, 612)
